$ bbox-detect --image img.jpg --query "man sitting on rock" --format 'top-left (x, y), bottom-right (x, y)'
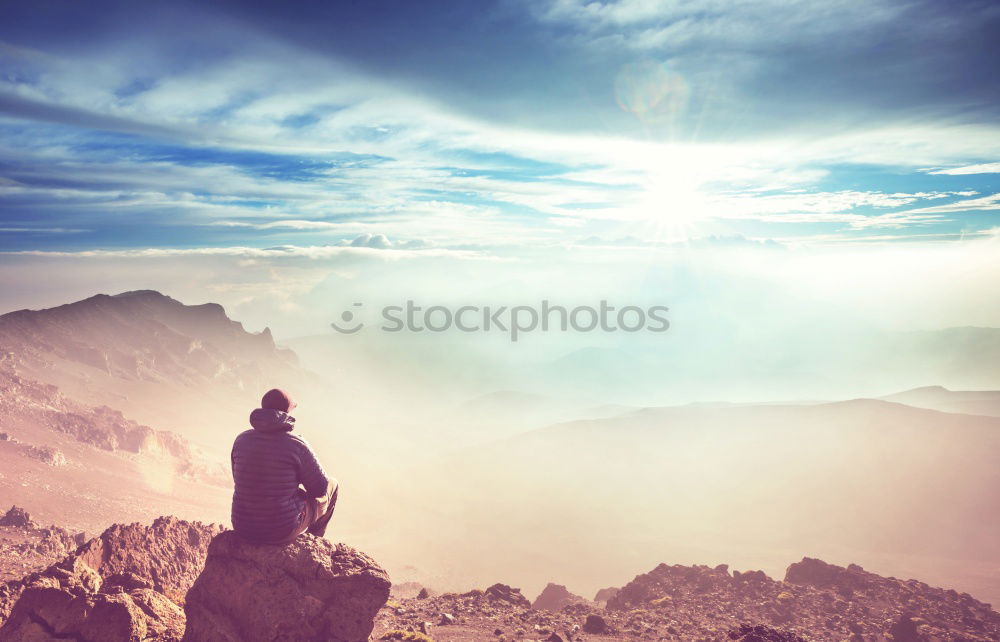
top-left (231, 388), bottom-right (338, 544)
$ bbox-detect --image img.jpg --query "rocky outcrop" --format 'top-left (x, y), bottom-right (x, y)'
top-left (484, 583), bottom-right (531, 608)
top-left (182, 531), bottom-right (390, 642)
top-left (532, 583), bottom-right (587, 611)
top-left (0, 507), bottom-right (36, 529)
top-left (70, 516), bottom-right (223, 604)
top-left (0, 516), bottom-right (220, 634)
top-left (0, 506), bottom-right (85, 564)
top-left (0, 507), bottom-right (88, 620)
top-left (1, 564), bottom-right (186, 641)
top-left (784, 556), bottom-right (871, 594)
top-left (2, 517), bottom-right (392, 641)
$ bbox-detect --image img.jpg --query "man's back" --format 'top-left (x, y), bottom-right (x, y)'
top-left (231, 407), bottom-right (329, 544)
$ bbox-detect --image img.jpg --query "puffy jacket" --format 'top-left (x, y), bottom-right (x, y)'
top-left (230, 408), bottom-right (330, 544)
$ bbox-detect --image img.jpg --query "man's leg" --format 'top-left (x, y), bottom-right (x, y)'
top-left (307, 480), bottom-right (338, 537)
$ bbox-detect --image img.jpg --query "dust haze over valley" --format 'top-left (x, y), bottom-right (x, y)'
top-left (1, 287), bottom-right (999, 614)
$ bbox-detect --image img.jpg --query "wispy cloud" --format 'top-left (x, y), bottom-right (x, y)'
top-left (1, 244), bottom-right (476, 260)
top-left (0, 226), bottom-right (87, 233)
top-left (928, 162), bottom-right (1000, 176)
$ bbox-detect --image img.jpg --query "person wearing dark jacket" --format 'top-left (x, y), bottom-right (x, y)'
top-left (231, 388), bottom-right (338, 544)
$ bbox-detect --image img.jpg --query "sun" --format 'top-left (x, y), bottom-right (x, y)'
top-left (631, 163), bottom-right (714, 243)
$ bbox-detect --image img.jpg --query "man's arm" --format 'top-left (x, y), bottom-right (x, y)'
top-left (294, 436), bottom-right (331, 498)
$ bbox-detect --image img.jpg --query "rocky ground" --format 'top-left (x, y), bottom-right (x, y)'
top-left (0, 507), bottom-right (997, 641)
top-left (0, 506), bottom-right (85, 584)
top-left (373, 559), bottom-right (1000, 642)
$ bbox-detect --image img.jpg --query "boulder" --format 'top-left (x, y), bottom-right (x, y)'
top-left (182, 531), bottom-right (390, 642)
top-left (583, 613), bottom-right (610, 633)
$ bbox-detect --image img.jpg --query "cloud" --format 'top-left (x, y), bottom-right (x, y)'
top-left (0, 90), bottom-right (195, 140)
top-left (927, 162), bottom-right (1000, 175)
top-left (211, 220), bottom-right (366, 231)
top-left (348, 233), bottom-right (392, 249)
top-left (576, 233), bottom-right (783, 249)
top-left (893, 193), bottom-right (1000, 216)
top-left (0, 244), bottom-right (475, 260)
top-left (1, 3), bottom-right (1000, 257)
top-left (0, 226), bottom-right (87, 233)
top-left (531, 0), bottom-right (904, 44)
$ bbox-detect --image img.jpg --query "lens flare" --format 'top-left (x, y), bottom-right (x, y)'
top-left (614, 59), bottom-right (690, 122)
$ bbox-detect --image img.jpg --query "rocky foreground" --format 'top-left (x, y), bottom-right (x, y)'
top-left (0, 507), bottom-right (997, 641)
top-left (0, 510), bottom-right (390, 641)
top-left (373, 560), bottom-right (1000, 641)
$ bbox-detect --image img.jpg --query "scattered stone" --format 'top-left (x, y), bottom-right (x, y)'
top-left (440, 612), bottom-right (455, 625)
top-left (727, 623), bottom-right (807, 641)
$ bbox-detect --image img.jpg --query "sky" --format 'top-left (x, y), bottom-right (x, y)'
top-left (1, 0), bottom-right (999, 341)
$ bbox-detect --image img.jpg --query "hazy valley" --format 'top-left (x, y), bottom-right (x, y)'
top-left (1, 290), bottom-right (999, 640)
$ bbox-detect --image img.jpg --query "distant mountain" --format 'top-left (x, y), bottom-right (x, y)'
top-left (0, 290), bottom-right (315, 533)
top-left (528, 326), bottom-right (1000, 405)
top-left (0, 291), bottom-right (302, 448)
top-left (881, 385), bottom-right (1000, 417)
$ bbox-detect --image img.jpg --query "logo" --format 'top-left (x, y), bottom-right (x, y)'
top-left (330, 302), bottom-right (364, 334)
top-left (331, 300), bottom-right (670, 341)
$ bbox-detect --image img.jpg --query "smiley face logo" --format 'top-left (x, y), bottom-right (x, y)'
top-left (330, 302), bottom-right (364, 334)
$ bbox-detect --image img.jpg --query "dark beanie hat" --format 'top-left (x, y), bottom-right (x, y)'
top-left (261, 388), bottom-right (294, 412)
